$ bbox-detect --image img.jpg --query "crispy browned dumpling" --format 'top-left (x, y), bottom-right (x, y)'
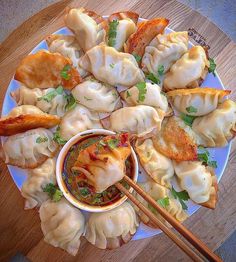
top-left (124, 18), bottom-right (169, 61)
top-left (152, 116), bottom-right (197, 161)
top-left (14, 50), bottom-right (82, 90)
top-left (108, 11), bottom-right (139, 24)
top-left (0, 105), bottom-right (60, 136)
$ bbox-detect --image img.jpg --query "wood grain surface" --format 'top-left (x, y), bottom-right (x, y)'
top-left (0, 0), bottom-right (236, 261)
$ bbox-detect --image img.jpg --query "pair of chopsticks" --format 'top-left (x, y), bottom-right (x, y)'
top-left (115, 175), bottom-right (222, 262)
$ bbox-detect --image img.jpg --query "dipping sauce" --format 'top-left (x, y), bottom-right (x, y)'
top-left (62, 134), bottom-right (133, 206)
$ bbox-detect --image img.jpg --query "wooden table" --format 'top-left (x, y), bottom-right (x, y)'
top-left (0, 0), bottom-right (236, 261)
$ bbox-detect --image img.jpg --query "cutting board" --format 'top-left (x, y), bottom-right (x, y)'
top-left (0, 0), bottom-right (236, 261)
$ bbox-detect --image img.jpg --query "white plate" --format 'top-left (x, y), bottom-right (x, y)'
top-left (1, 19), bottom-right (231, 241)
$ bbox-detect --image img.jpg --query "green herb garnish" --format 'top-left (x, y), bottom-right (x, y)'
top-left (126, 90), bottom-right (131, 98)
top-left (36, 136), bottom-right (48, 143)
top-left (180, 113), bottom-right (197, 127)
top-left (136, 82), bottom-right (147, 102)
top-left (197, 148), bottom-right (218, 168)
top-left (53, 127), bottom-right (67, 145)
top-left (108, 20), bottom-right (119, 47)
top-left (157, 197), bottom-right (170, 208)
top-left (171, 187), bottom-right (189, 210)
top-left (65, 94), bottom-right (77, 111)
top-left (146, 73), bottom-right (160, 84)
top-left (186, 106), bottom-right (197, 114)
top-left (37, 86), bottom-right (64, 103)
top-left (132, 53), bottom-right (142, 63)
top-left (80, 188), bottom-right (90, 197)
top-left (60, 64), bottom-right (71, 80)
top-left (208, 58), bottom-right (216, 76)
top-left (43, 183), bottom-right (63, 202)
top-left (158, 65), bottom-right (164, 76)
top-left (107, 138), bottom-right (119, 149)
top-left (110, 63), bottom-right (115, 68)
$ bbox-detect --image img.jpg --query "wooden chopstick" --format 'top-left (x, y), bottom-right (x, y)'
top-left (116, 175), bottom-right (222, 262)
top-left (115, 182), bottom-right (203, 262)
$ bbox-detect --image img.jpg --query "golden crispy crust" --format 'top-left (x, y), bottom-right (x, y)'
top-left (14, 51), bottom-right (82, 90)
top-left (108, 11), bottom-right (139, 24)
top-left (201, 168), bottom-right (218, 209)
top-left (0, 114), bottom-right (60, 136)
top-left (167, 87), bottom-right (231, 97)
top-left (124, 18), bottom-right (169, 60)
top-left (153, 117), bottom-right (197, 161)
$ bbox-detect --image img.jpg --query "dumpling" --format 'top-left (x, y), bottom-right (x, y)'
top-left (11, 85), bottom-right (68, 117)
top-left (85, 202), bottom-right (139, 249)
top-left (59, 104), bottom-right (102, 141)
top-left (46, 34), bottom-right (87, 77)
top-left (152, 116), bottom-right (197, 161)
top-left (124, 18), bottom-right (169, 60)
top-left (142, 31), bottom-right (188, 74)
top-left (1, 128), bottom-right (58, 168)
top-left (135, 139), bottom-right (174, 188)
top-left (192, 99), bottom-right (236, 147)
top-left (107, 12), bottom-right (137, 51)
top-left (167, 87), bottom-right (230, 116)
top-left (120, 82), bottom-right (169, 112)
top-left (0, 105), bottom-right (60, 136)
top-left (21, 158), bottom-right (56, 209)
top-left (79, 45), bottom-right (145, 87)
top-left (133, 181), bottom-right (188, 227)
top-left (14, 50), bottom-right (82, 90)
top-left (163, 46), bottom-right (209, 91)
top-left (39, 198), bottom-right (85, 256)
top-left (73, 133), bottom-right (131, 193)
top-left (108, 11), bottom-right (139, 24)
top-left (174, 161), bottom-right (217, 209)
top-left (71, 77), bottom-right (121, 113)
top-left (104, 105), bottom-right (165, 137)
top-left (64, 7), bottom-right (108, 52)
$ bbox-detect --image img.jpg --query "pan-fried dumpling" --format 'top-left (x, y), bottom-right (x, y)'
top-left (39, 198), bottom-right (85, 256)
top-left (163, 46), bottom-right (209, 91)
top-left (167, 88), bottom-right (230, 116)
top-left (64, 7), bottom-right (108, 52)
top-left (0, 105), bottom-right (60, 136)
top-left (14, 50), bottom-right (82, 90)
top-left (85, 202), bottom-right (139, 249)
top-left (192, 100), bottom-right (236, 147)
top-left (79, 45), bottom-right (145, 87)
top-left (59, 104), bottom-right (102, 141)
top-left (46, 34), bottom-right (87, 77)
top-left (104, 105), bottom-right (164, 137)
top-left (133, 181), bottom-right (188, 227)
top-left (142, 31), bottom-right (188, 74)
top-left (1, 128), bottom-right (58, 169)
top-left (124, 18), bottom-right (169, 60)
top-left (11, 85), bottom-right (68, 117)
top-left (21, 158), bottom-right (56, 209)
top-left (71, 78), bottom-right (121, 113)
top-left (135, 139), bottom-right (174, 188)
top-left (120, 82), bottom-right (169, 112)
top-left (152, 116), bottom-right (197, 161)
top-left (174, 161), bottom-right (217, 209)
top-left (107, 18), bottom-right (136, 51)
top-left (73, 133), bottom-right (131, 193)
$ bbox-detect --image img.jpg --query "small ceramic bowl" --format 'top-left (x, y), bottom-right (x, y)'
top-left (56, 129), bottom-right (139, 212)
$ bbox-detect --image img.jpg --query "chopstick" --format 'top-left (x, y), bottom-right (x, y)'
top-left (115, 175), bottom-right (222, 262)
